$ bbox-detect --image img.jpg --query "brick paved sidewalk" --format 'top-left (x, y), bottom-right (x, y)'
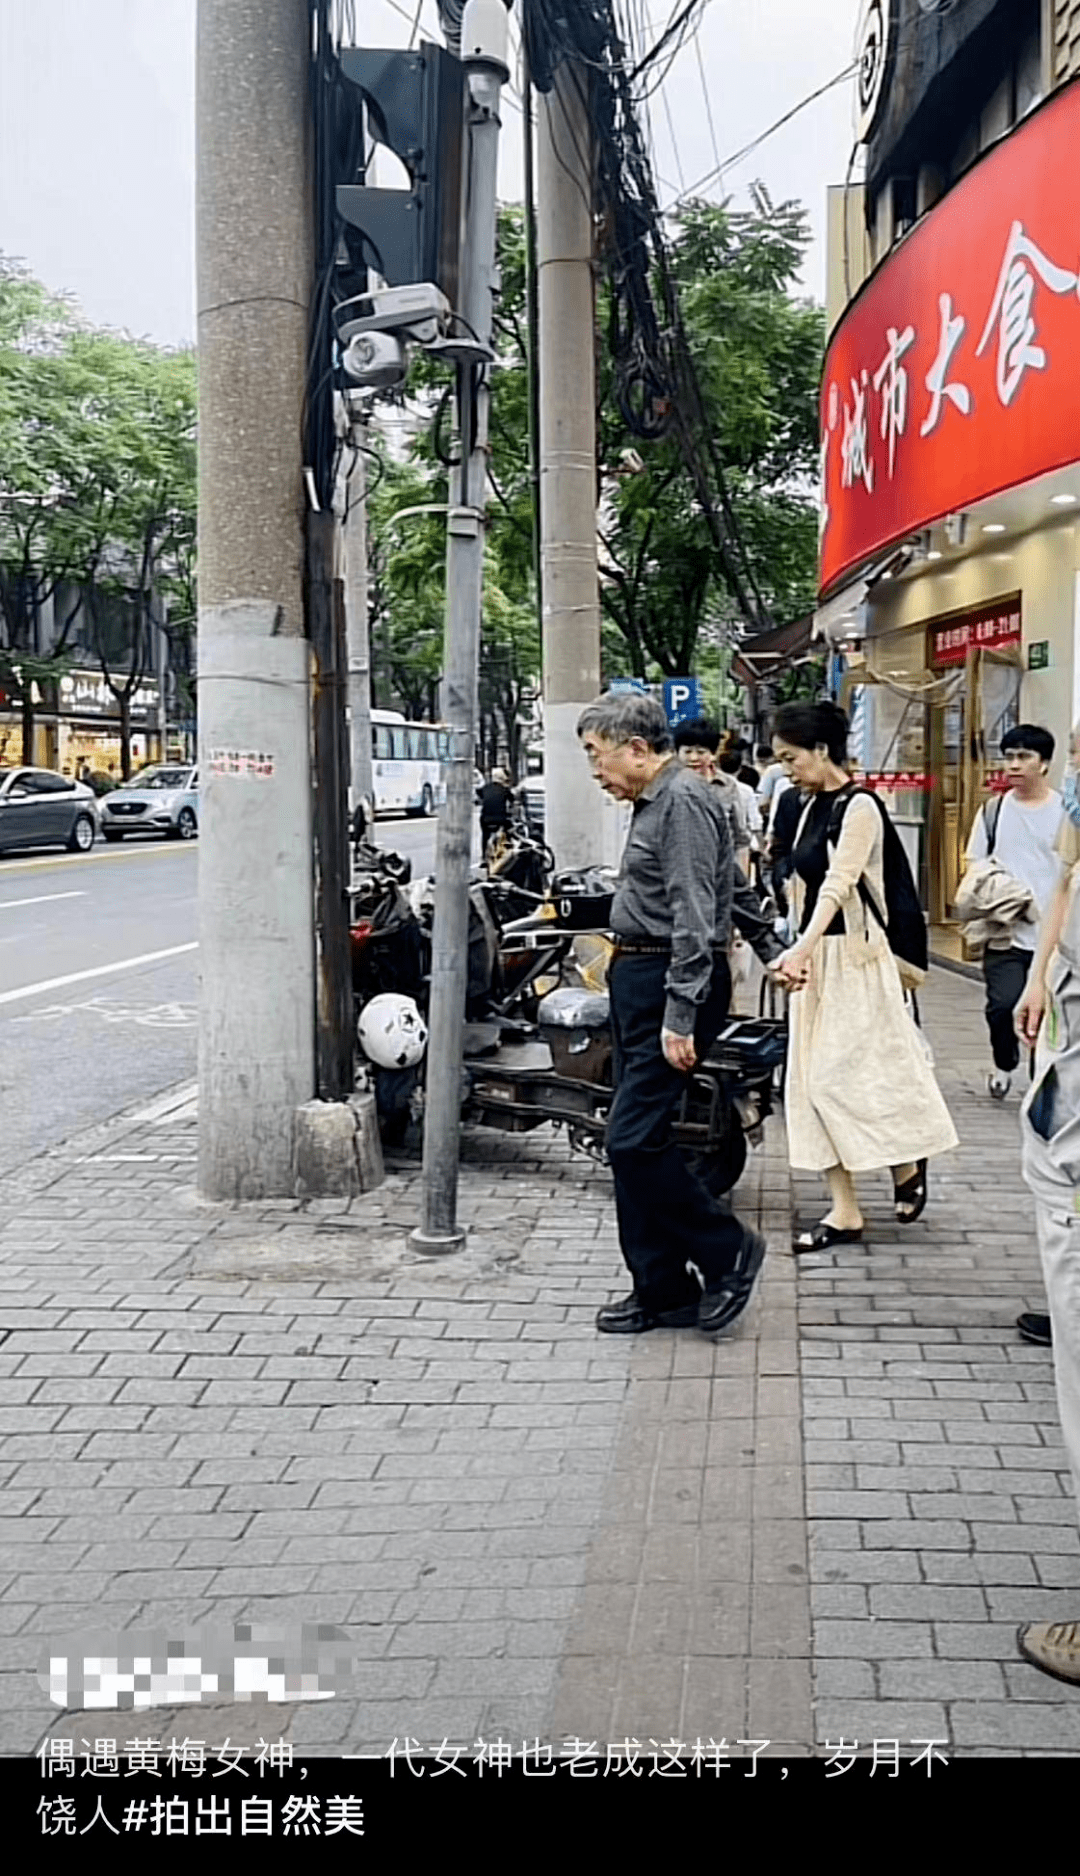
top-left (1, 967), bottom-right (1077, 1760)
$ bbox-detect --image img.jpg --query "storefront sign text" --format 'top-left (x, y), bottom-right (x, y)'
top-left (859, 772), bottom-right (933, 793)
top-left (927, 596), bottom-right (1022, 669)
top-left (820, 81), bottom-right (1080, 595)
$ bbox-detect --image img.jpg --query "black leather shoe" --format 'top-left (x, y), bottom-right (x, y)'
top-left (697, 1231), bottom-right (767, 1335)
top-left (1017, 1312), bottom-right (1052, 1346)
top-left (595, 1291), bottom-right (700, 1334)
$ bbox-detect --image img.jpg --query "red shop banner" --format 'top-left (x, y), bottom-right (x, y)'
top-left (819, 78), bottom-right (1080, 597)
top-left (927, 594), bottom-right (1022, 668)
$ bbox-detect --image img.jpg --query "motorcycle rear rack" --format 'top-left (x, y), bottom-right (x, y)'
top-left (466, 1054), bottom-right (773, 1151)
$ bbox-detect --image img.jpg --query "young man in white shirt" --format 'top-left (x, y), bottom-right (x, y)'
top-left (966, 723), bottom-right (1063, 1099)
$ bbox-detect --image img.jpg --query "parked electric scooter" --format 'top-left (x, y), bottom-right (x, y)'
top-left (350, 845), bottom-right (786, 1192)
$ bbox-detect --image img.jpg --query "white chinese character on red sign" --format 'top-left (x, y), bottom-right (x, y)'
top-left (840, 370), bottom-right (874, 493)
top-left (818, 432), bottom-right (831, 543)
top-left (976, 219), bottom-right (1080, 406)
top-left (921, 293), bottom-right (971, 436)
top-left (872, 325), bottom-right (916, 478)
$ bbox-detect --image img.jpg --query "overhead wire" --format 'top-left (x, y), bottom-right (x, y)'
top-left (669, 61), bottom-right (859, 207)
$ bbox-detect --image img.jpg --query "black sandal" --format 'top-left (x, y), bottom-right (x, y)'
top-left (893, 1159), bottom-right (927, 1223)
top-left (792, 1221), bottom-right (864, 1253)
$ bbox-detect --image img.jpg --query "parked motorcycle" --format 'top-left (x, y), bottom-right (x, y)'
top-left (350, 846), bottom-right (786, 1192)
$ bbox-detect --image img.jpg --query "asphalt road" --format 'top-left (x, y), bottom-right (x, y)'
top-left (0, 815), bottom-right (441, 1178)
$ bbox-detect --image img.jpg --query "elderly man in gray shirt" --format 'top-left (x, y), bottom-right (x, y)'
top-left (577, 691), bottom-right (771, 1336)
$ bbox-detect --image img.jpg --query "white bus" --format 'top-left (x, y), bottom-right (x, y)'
top-left (371, 710), bottom-right (449, 817)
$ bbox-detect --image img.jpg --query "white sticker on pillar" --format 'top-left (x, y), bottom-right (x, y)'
top-left (206, 747), bottom-right (276, 778)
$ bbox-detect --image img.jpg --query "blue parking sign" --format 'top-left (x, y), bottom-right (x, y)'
top-left (663, 678), bottom-right (703, 726)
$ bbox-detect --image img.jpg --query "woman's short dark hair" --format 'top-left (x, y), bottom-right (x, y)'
top-left (1001, 723), bottom-right (1054, 764)
top-left (773, 701), bottom-right (849, 765)
top-left (672, 716), bottom-right (721, 753)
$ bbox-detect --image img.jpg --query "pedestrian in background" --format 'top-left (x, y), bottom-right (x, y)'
top-left (673, 716), bottom-right (752, 875)
top-left (965, 725), bottom-right (1062, 1101)
top-left (577, 691), bottom-right (768, 1338)
top-left (1012, 721), bottom-right (1080, 1685)
top-left (769, 700), bottom-right (957, 1250)
top-left (478, 767), bottom-right (514, 858)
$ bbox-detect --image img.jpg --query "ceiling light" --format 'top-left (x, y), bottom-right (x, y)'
top-left (982, 523), bottom-right (1005, 534)
top-left (1051, 493), bottom-right (1078, 506)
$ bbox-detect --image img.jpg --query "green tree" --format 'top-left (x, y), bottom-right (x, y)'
top-left (365, 209), bottom-right (540, 770)
top-left (362, 194), bottom-right (821, 742)
top-left (0, 257), bottom-right (197, 772)
top-left (597, 192), bottom-right (825, 678)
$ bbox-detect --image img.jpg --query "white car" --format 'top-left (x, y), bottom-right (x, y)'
top-left (99, 765), bottom-right (199, 842)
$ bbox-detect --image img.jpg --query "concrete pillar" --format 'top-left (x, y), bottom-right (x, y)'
top-left (195, 0), bottom-right (317, 1199)
top-left (536, 64), bottom-right (612, 870)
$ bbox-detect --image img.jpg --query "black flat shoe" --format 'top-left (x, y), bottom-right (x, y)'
top-left (1017, 1312), bottom-right (1052, 1347)
top-left (893, 1159), bottom-right (927, 1223)
top-left (698, 1230), bottom-right (767, 1334)
top-left (792, 1221), bottom-right (864, 1253)
top-left (595, 1291), bottom-right (700, 1335)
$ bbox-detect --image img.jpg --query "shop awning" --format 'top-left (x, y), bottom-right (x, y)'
top-left (731, 611), bottom-right (816, 687)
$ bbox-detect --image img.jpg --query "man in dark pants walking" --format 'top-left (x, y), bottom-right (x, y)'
top-left (577, 691), bottom-right (771, 1336)
top-left (965, 725), bottom-right (1063, 1100)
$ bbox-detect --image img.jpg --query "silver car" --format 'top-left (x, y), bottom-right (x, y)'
top-left (0, 767), bottom-right (99, 856)
top-left (100, 764), bottom-right (199, 842)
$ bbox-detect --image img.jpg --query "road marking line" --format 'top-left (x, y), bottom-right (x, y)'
top-left (0, 891), bottom-right (86, 910)
top-left (0, 845), bottom-right (194, 874)
top-left (0, 942), bottom-right (198, 1007)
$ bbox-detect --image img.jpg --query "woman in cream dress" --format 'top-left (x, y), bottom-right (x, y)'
top-left (770, 702), bottom-right (957, 1251)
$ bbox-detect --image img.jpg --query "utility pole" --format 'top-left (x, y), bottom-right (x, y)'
top-left (342, 406), bottom-right (375, 817)
top-left (409, 3), bottom-right (509, 1254)
top-left (536, 61), bottom-right (614, 869)
top-left (195, 0), bottom-right (316, 1199)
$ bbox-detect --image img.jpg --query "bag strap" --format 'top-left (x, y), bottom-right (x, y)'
top-left (985, 791), bottom-right (1004, 856)
top-left (826, 786), bottom-right (888, 931)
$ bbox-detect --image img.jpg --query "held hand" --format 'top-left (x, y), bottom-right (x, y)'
top-left (771, 946), bottom-right (810, 992)
top-left (1015, 980), bottom-right (1047, 1049)
top-left (661, 1028), bottom-right (697, 1072)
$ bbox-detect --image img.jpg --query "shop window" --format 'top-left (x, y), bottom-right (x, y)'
top-left (1016, 27), bottom-right (1043, 115)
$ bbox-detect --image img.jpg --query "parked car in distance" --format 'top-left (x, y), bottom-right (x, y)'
top-left (519, 773), bottom-right (545, 839)
top-left (99, 765), bottom-right (199, 842)
top-left (0, 767), bottom-right (99, 856)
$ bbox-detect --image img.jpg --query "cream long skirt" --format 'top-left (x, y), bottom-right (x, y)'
top-left (784, 938), bottom-right (959, 1174)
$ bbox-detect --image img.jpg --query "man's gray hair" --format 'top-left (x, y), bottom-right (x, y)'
top-left (576, 691), bottom-right (672, 753)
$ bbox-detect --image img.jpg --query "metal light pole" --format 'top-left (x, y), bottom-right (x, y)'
top-left (409, 6), bottom-right (509, 1253)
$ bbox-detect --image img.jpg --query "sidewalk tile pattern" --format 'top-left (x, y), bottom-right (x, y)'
top-left (1, 969), bottom-right (1077, 1757)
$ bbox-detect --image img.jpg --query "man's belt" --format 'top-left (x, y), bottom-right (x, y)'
top-left (611, 939), bottom-right (728, 959)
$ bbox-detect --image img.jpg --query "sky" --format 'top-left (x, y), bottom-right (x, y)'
top-left (0, 0), bottom-right (862, 349)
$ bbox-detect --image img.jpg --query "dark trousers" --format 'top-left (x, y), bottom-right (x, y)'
top-left (606, 952), bottom-right (747, 1311)
top-left (982, 945), bottom-right (1031, 1073)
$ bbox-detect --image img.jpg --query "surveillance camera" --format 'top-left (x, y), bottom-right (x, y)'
top-left (460, 0), bottom-right (510, 76)
top-left (342, 330), bottom-right (407, 391)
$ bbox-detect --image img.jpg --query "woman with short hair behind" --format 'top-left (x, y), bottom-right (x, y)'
top-left (769, 701), bottom-right (957, 1250)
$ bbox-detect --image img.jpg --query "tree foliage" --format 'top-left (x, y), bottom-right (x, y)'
top-left (364, 194), bottom-right (823, 752)
top-left (0, 257), bottom-right (197, 771)
top-left (597, 193), bottom-right (825, 677)
top-left (366, 208), bottom-right (540, 771)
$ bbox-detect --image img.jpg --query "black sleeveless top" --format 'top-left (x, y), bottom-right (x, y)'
top-left (793, 785), bottom-right (854, 937)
